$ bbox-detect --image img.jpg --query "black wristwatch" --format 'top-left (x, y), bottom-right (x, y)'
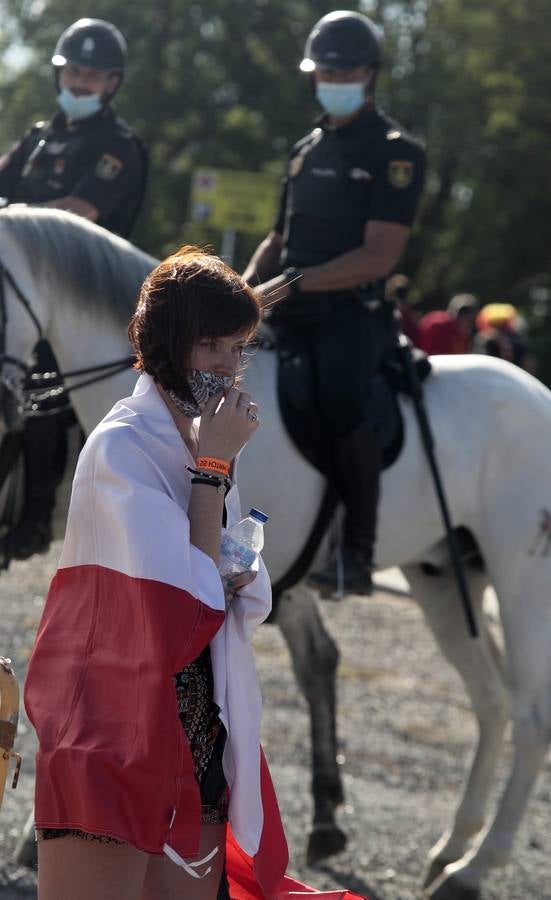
top-left (283, 267), bottom-right (303, 297)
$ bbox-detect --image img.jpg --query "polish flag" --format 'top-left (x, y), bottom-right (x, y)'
top-left (24, 374), bottom-right (367, 898)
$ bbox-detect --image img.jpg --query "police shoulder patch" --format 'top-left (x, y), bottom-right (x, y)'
top-left (388, 159), bottom-right (414, 189)
top-left (95, 153), bottom-right (124, 181)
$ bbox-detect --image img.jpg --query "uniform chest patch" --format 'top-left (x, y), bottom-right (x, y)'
top-left (95, 153), bottom-right (123, 181)
top-left (349, 167), bottom-right (372, 181)
top-left (46, 142), bottom-right (66, 155)
top-left (311, 167), bottom-right (337, 177)
top-left (388, 159), bottom-right (414, 189)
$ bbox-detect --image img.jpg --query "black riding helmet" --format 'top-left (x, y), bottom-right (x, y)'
top-left (300, 10), bottom-right (383, 72)
top-left (52, 18), bottom-right (127, 92)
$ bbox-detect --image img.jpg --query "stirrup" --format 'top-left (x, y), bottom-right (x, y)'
top-left (308, 551), bottom-right (373, 600)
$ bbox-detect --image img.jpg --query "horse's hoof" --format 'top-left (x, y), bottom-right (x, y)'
top-left (424, 871), bottom-right (481, 900)
top-left (306, 825), bottom-right (347, 865)
top-left (423, 857), bottom-right (452, 888)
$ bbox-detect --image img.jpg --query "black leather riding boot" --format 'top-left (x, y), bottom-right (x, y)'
top-left (8, 338), bottom-right (69, 559)
top-left (9, 414), bottom-right (66, 559)
top-left (308, 422), bottom-right (381, 598)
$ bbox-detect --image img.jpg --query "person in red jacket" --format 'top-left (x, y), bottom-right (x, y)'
top-left (418, 293), bottom-right (479, 355)
top-left (385, 273), bottom-right (421, 346)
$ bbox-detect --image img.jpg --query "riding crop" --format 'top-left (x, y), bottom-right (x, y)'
top-left (395, 331), bottom-right (478, 638)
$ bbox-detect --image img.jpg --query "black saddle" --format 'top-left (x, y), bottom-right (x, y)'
top-left (276, 334), bottom-right (431, 477)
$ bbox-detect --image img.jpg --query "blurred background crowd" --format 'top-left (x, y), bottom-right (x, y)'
top-left (388, 275), bottom-right (536, 372)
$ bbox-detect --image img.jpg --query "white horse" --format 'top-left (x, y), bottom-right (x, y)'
top-left (1, 207), bottom-right (551, 900)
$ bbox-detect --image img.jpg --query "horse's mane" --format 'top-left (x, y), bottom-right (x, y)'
top-left (0, 206), bottom-right (158, 323)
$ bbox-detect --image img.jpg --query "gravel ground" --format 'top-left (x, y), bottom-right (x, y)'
top-left (0, 545), bottom-right (549, 899)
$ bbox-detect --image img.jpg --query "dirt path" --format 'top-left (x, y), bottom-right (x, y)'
top-left (0, 546), bottom-right (549, 898)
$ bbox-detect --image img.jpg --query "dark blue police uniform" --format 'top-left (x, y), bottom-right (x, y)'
top-left (0, 105), bottom-right (146, 561)
top-left (272, 106), bottom-right (425, 438)
top-left (0, 106), bottom-right (146, 238)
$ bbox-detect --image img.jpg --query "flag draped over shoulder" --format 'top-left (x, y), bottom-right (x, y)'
top-left (24, 373), bottom-right (367, 899)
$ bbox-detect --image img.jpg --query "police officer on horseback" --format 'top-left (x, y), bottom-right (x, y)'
top-left (244, 10), bottom-right (425, 597)
top-left (0, 18), bottom-right (146, 237)
top-left (0, 19), bottom-right (147, 560)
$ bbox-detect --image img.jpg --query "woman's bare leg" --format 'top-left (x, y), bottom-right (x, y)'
top-left (142, 823), bottom-right (227, 900)
top-left (38, 836), bottom-right (149, 900)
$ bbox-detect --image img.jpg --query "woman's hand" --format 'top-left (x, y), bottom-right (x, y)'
top-left (222, 569), bottom-right (257, 593)
top-left (222, 569), bottom-right (257, 612)
top-left (197, 387), bottom-right (259, 461)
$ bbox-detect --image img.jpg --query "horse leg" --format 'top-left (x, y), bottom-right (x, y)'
top-left (13, 807), bottom-right (37, 867)
top-left (401, 565), bottom-right (510, 894)
top-left (275, 583), bottom-right (346, 864)
top-left (425, 570), bottom-right (551, 899)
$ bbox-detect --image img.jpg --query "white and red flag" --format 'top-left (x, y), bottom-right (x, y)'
top-left (25, 374), bottom-right (367, 899)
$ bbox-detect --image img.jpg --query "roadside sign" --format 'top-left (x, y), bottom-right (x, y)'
top-left (190, 167), bottom-right (279, 235)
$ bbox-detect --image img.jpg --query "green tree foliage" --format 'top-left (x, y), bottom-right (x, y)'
top-left (1, 0), bottom-right (550, 351)
top-left (385, 0), bottom-right (551, 314)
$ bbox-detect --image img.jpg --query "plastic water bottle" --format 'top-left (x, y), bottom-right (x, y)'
top-left (219, 508), bottom-right (269, 578)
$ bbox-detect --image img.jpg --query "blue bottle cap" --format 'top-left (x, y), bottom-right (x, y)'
top-left (249, 507), bottom-right (269, 523)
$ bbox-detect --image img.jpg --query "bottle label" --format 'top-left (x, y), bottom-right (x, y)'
top-left (220, 535), bottom-right (256, 570)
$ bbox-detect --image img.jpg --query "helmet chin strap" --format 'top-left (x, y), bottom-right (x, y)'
top-left (103, 72), bottom-right (122, 102)
top-left (365, 67), bottom-right (378, 98)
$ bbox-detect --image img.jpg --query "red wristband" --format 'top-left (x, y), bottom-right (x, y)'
top-left (195, 455), bottom-right (231, 478)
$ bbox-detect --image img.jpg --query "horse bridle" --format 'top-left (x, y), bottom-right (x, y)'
top-left (0, 258), bottom-right (134, 424)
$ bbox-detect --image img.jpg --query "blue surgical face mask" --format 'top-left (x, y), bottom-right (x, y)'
top-left (57, 87), bottom-right (102, 121)
top-left (315, 81), bottom-right (366, 118)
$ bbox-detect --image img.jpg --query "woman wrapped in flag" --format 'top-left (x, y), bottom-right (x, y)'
top-left (24, 247), bottom-right (365, 899)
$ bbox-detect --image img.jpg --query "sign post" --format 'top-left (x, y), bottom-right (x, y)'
top-left (220, 228), bottom-right (237, 267)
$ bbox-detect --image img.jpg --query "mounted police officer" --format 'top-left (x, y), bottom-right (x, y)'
top-left (0, 19), bottom-right (147, 559)
top-left (244, 10), bottom-right (425, 597)
top-left (0, 17), bottom-right (146, 236)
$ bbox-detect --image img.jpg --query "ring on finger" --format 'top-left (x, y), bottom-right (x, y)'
top-left (247, 411), bottom-right (259, 422)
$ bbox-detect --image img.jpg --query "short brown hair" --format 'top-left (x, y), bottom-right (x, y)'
top-left (128, 246), bottom-right (261, 402)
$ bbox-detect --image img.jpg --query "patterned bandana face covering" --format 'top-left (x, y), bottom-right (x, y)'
top-left (168, 369), bottom-right (235, 417)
